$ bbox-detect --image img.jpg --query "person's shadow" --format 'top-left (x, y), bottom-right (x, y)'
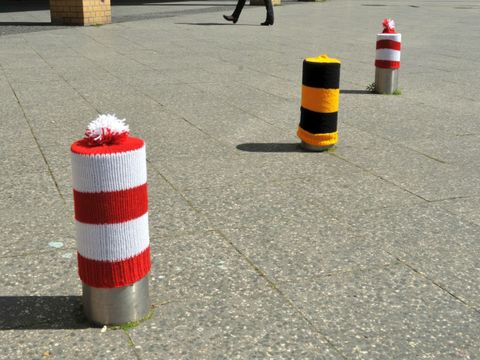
top-left (0, 296), bottom-right (90, 330)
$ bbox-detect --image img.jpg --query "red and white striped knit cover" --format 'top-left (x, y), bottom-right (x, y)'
top-left (71, 137), bottom-right (150, 288)
top-left (375, 33), bottom-right (402, 69)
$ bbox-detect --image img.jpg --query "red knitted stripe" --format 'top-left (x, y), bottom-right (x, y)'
top-left (78, 247), bottom-right (151, 288)
top-left (376, 40), bottom-right (401, 51)
top-left (74, 184), bottom-right (148, 224)
top-left (375, 60), bottom-right (400, 69)
top-left (71, 136), bottom-right (144, 155)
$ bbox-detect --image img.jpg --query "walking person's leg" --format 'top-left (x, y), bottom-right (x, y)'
top-left (223, 0), bottom-right (247, 23)
top-left (261, 0), bottom-right (274, 25)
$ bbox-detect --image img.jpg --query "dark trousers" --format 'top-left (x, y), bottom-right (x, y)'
top-left (233, 0), bottom-right (274, 21)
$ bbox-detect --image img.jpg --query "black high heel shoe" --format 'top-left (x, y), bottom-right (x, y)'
top-left (261, 18), bottom-right (274, 26)
top-left (223, 14), bottom-right (238, 24)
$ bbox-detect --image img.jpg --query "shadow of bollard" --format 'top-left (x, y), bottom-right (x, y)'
top-left (340, 89), bottom-right (374, 95)
top-left (236, 143), bottom-right (304, 153)
top-left (0, 296), bottom-right (90, 330)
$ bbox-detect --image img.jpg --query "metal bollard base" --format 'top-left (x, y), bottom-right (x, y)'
top-left (300, 141), bottom-right (333, 152)
top-left (82, 275), bottom-right (150, 326)
top-left (375, 67), bottom-right (399, 94)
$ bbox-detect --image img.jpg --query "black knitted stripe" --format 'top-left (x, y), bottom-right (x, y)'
top-left (302, 61), bottom-right (340, 89)
top-left (299, 108), bottom-right (338, 134)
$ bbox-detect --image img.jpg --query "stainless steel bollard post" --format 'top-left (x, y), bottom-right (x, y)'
top-left (71, 114), bottom-right (151, 326)
top-left (375, 67), bottom-right (398, 95)
top-left (83, 276), bottom-right (150, 325)
top-left (374, 19), bottom-right (401, 94)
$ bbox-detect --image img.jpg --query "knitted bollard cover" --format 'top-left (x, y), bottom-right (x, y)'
top-left (297, 54), bottom-right (341, 148)
top-left (375, 18), bottom-right (402, 69)
top-left (71, 114), bottom-right (150, 288)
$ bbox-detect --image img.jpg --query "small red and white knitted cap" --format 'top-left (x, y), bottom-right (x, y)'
top-left (375, 19), bottom-right (402, 69)
top-left (71, 114), bottom-right (150, 288)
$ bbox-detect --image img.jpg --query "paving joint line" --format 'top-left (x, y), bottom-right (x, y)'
top-left (428, 194), bottom-right (480, 202)
top-left (329, 152), bottom-right (431, 203)
top-left (306, 261), bottom-right (399, 280)
top-left (425, 204), bottom-right (480, 229)
top-left (146, 159), bottom-right (183, 194)
top-left (211, 228), bottom-right (349, 359)
top-left (397, 144), bottom-right (448, 164)
top-left (123, 331), bottom-right (142, 360)
top-left (237, 77), bottom-right (296, 101)
top-left (0, 66), bottom-right (66, 204)
top-left (75, 31), bottom-right (230, 151)
top-left (89, 28), bottom-right (292, 137)
top-left (146, 158), bottom-right (218, 229)
top-left (29, 44), bottom-right (104, 115)
top-left (188, 82), bottom-right (286, 131)
top-left (132, 168), bottom-right (371, 358)
top-left (99, 30), bottom-right (292, 135)
top-left (387, 251), bottom-right (480, 314)
top-left (29, 30), bottom-right (229, 163)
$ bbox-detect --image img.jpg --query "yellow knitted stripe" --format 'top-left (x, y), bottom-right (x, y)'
top-left (301, 86), bottom-right (339, 113)
top-left (297, 127), bottom-right (338, 146)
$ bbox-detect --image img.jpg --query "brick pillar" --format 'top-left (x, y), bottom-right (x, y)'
top-left (50, 0), bottom-right (111, 26)
top-left (250, 0), bottom-right (281, 6)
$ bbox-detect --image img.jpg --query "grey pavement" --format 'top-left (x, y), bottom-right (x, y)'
top-left (1, 0), bottom-right (480, 359)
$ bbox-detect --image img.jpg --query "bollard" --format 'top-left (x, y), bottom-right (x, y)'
top-left (71, 114), bottom-right (151, 326)
top-left (297, 54), bottom-right (341, 151)
top-left (375, 18), bottom-right (402, 94)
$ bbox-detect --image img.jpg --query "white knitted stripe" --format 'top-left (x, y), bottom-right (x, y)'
top-left (76, 213), bottom-right (150, 261)
top-left (71, 146), bottom-right (147, 193)
top-left (376, 33), bottom-right (402, 42)
top-left (376, 49), bottom-right (401, 62)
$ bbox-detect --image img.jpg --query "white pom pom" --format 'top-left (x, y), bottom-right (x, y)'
top-left (85, 114), bottom-right (129, 145)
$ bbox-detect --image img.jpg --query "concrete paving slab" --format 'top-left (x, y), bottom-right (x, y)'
top-left (0, 250), bottom-right (78, 296)
top-left (132, 230), bottom-right (342, 359)
top-left (196, 81), bottom-right (299, 130)
top-left (219, 223), bottom-right (395, 283)
top-left (180, 159), bottom-right (421, 225)
top-left (0, 52), bottom-right (47, 70)
top-left (157, 150), bottom-right (330, 190)
top-left (0, 244), bottom-right (133, 358)
top-left (4, 66), bottom-right (61, 84)
top-left (437, 196), bottom-right (480, 227)
top-left (147, 170), bottom-right (213, 237)
top-left (341, 95), bottom-right (469, 142)
top-left (129, 293), bottom-right (341, 360)
top-left (400, 134), bottom-right (480, 166)
top-left (182, 179), bottom-right (323, 228)
top-left (335, 127), bottom-right (480, 201)
top-left (139, 118), bottom-right (235, 161)
top-left (0, 170), bottom-right (63, 213)
top-left (0, 329), bottom-right (136, 360)
top-left (1, 139), bottom-right (47, 176)
top-left (278, 264), bottom-right (480, 359)
top-left (344, 203), bottom-right (480, 309)
top-left (0, 207), bottom-right (73, 257)
top-left (148, 230), bottom-right (259, 302)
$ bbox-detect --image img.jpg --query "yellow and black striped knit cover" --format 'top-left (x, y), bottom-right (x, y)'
top-left (297, 55), bottom-right (341, 148)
